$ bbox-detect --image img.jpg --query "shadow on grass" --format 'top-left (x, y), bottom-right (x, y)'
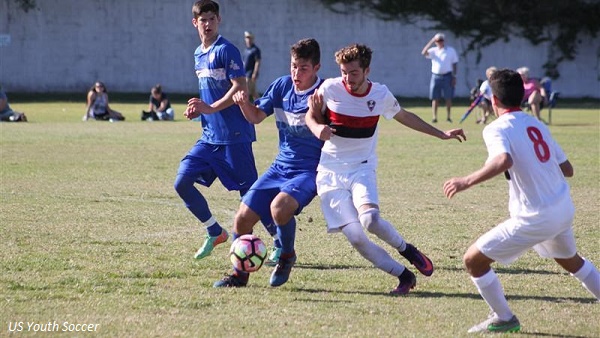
top-left (413, 290), bottom-right (595, 304)
top-left (295, 263), bottom-right (372, 270)
top-left (441, 265), bottom-right (564, 276)
top-left (294, 287), bottom-right (596, 305)
top-left (298, 263), bottom-right (565, 276)
top-left (517, 332), bottom-right (591, 338)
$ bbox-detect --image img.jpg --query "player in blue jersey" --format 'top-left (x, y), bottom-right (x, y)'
top-left (175, 0), bottom-right (279, 260)
top-left (214, 38), bottom-right (324, 288)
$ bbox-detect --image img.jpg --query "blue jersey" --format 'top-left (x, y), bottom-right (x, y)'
top-left (194, 35), bottom-right (256, 145)
top-left (256, 75), bottom-right (324, 171)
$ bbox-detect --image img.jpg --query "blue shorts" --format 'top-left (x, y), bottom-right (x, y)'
top-left (242, 163), bottom-right (317, 224)
top-left (429, 73), bottom-right (454, 100)
top-left (176, 141), bottom-right (257, 191)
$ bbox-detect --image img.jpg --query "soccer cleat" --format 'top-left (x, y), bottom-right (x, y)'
top-left (265, 247), bottom-right (282, 267)
top-left (400, 243), bottom-right (434, 276)
top-left (269, 254), bottom-right (296, 287)
top-left (194, 229), bottom-right (229, 260)
top-left (468, 313), bottom-right (521, 333)
top-left (390, 269), bottom-right (416, 295)
top-left (213, 273), bottom-right (248, 288)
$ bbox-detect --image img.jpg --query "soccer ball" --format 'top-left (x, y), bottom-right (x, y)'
top-left (229, 234), bottom-right (267, 273)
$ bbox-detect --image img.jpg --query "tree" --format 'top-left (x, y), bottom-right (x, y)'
top-left (320, 0), bottom-right (600, 79)
top-left (13, 0), bottom-right (37, 12)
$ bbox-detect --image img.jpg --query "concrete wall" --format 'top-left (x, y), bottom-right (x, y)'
top-left (1, 0), bottom-right (599, 98)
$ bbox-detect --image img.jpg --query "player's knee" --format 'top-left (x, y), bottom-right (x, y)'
top-left (359, 209), bottom-right (379, 233)
top-left (270, 196), bottom-right (296, 225)
top-left (342, 224), bottom-right (368, 249)
top-left (234, 209), bottom-right (255, 234)
top-left (347, 233), bottom-right (367, 250)
top-left (173, 174), bottom-right (193, 196)
top-left (463, 250), bottom-right (479, 274)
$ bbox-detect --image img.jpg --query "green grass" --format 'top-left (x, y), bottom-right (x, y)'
top-left (1, 100), bottom-right (598, 337)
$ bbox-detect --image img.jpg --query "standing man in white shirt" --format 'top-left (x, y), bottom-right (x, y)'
top-left (422, 33), bottom-right (459, 123)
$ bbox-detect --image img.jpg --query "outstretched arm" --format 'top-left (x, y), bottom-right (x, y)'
top-left (393, 108), bottom-right (466, 142)
top-left (443, 153), bottom-right (513, 198)
top-left (232, 90), bottom-right (267, 124)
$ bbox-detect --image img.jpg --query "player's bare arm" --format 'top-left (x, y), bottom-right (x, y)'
top-left (443, 153), bottom-right (513, 198)
top-left (559, 160), bottom-right (574, 177)
top-left (185, 76), bottom-right (248, 119)
top-left (306, 93), bottom-right (335, 141)
top-left (393, 108), bottom-right (466, 142)
top-left (232, 90), bottom-right (267, 124)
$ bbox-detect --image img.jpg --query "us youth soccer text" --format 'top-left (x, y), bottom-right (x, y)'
top-left (8, 321), bottom-right (100, 333)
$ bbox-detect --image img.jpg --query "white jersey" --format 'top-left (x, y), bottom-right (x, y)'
top-left (317, 77), bottom-right (400, 173)
top-left (426, 46), bottom-right (458, 74)
top-left (483, 111), bottom-right (573, 220)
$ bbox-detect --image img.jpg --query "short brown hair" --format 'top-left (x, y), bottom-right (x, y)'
top-left (192, 0), bottom-right (219, 18)
top-left (334, 44), bottom-right (372, 69)
top-left (291, 38), bottom-right (321, 66)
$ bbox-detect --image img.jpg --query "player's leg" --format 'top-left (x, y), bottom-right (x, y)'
top-left (465, 219), bottom-right (528, 333)
top-left (464, 245), bottom-right (521, 333)
top-left (268, 169), bottom-right (317, 286)
top-left (352, 169), bottom-right (434, 276)
top-left (341, 221), bottom-right (415, 295)
top-left (534, 227), bottom-right (600, 300)
top-left (220, 144), bottom-right (280, 252)
top-left (358, 207), bottom-right (434, 277)
top-left (213, 200), bottom-right (266, 288)
top-left (213, 187), bottom-right (278, 288)
top-left (318, 171), bottom-right (416, 295)
top-left (556, 255), bottom-right (600, 300)
top-left (174, 145), bottom-right (227, 259)
top-left (238, 188), bottom-right (279, 249)
top-left (268, 192), bottom-right (298, 287)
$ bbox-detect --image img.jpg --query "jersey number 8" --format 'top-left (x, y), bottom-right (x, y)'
top-left (527, 126), bottom-right (550, 163)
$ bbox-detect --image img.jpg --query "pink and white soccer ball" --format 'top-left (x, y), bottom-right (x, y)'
top-left (229, 234), bottom-right (267, 272)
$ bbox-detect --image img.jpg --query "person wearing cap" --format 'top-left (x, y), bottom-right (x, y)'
top-left (243, 31), bottom-right (261, 100)
top-left (422, 32), bottom-right (459, 123)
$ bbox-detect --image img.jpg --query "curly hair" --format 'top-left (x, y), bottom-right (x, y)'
top-left (334, 44), bottom-right (372, 69)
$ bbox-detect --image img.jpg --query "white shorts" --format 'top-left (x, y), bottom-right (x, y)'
top-left (476, 210), bottom-right (577, 265)
top-left (316, 168), bottom-right (378, 232)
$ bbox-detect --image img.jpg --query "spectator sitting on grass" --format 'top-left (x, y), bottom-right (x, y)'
top-left (141, 84), bottom-right (175, 121)
top-left (83, 81), bottom-right (125, 121)
top-left (0, 87), bottom-right (27, 122)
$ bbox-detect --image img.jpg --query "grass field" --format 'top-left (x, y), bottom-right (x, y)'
top-left (1, 97), bottom-right (598, 337)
